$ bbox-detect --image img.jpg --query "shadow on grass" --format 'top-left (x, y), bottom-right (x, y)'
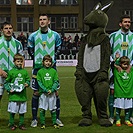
top-left (0, 115), bottom-right (82, 128)
top-left (0, 114), bottom-right (102, 127)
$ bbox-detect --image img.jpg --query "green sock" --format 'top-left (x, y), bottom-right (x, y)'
top-left (108, 94), bottom-right (114, 118)
top-left (9, 113), bottom-right (15, 125)
top-left (19, 113), bottom-right (24, 126)
top-left (40, 109), bottom-right (45, 125)
top-left (125, 109), bottom-right (130, 121)
top-left (116, 108), bottom-right (121, 121)
top-left (51, 110), bottom-right (56, 125)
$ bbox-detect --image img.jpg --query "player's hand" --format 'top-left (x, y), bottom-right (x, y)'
top-left (117, 66), bottom-right (123, 72)
top-left (0, 68), bottom-right (2, 76)
top-left (48, 90), bottom-right (52, 95)
top-left (24, 83), bottom-right (28, 87)
top-left (115, 52), bottom-right (120, 59)
top-left (0, 69), bottom-right (7, 78)
top-left (10, 89), bottom-right (14, 93)
top-left (114, 65), bottom-right (122, 72)
top-left (55, 91), bottom-right (59, 96)
top-left (34, 91), bottom-right (40, 96)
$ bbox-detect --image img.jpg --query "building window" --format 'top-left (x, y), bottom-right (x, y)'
top-left (61, 0), bottom-right (78, 5)
top-left (0, 0), bottom-right (10, 4)
top-left (16, 0), bottom-right (33, 5)
top-left (61, 17), bottom-right (68, 29)
top-left (61, 0), bottom-right (67, 5)
top-left (50, 17), bottom-right (56, 30)
top-left (39, 0), bottom-right (78, 5)
top-left (123, 10), bottom-right (133, 22)
top-left (39, 0), bottom-right (50, 4)
top-left (70, 17), bottom-right (77, 29)
top-left (0, 17), bottom-right (10, 29)
top-left (17, 17), bottom-right (33, 32)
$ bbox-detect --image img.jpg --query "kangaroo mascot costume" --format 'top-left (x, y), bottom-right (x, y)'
top-left (74, 1), bottom-right (113, 127)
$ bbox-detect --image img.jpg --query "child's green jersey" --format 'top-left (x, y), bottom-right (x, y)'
top-left (37, 67), bottom-right (59, 94)
top-left (114, 67), bottom-right (133, 98)
top-left (4, 66), bottom-right (30, 102)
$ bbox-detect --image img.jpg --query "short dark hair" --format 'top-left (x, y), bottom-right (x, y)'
top-left (120, 56), bottom-right (130, 65)
top-left (43, 54), bottom-right (52, 63)
top-left (1, 21), bottom-right (13, 29)
top-left (13, 53), bottom-right (23, 62)
top-left (119, 14), bottom-right (131, 23)
top-left (39, 13), bottom-right (49, 19)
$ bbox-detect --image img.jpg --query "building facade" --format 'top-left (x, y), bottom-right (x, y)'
top-left (0, 0), bottom-right (133, 34)
top-left (0, 0), bottom-right (83, 34)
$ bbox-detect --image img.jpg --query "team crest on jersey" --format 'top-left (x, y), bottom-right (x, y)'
top-left (122, 72), bottom-right (129, 79)
top-left (18, 73), bottom-right (22, 77)
top-left (42, 41), bottom-right (46, 49)
top-left (46, 73), bottom-right (49, 76)
top-left (121, 42), bottom-right (128, 50)
top-left (16, 73), bottom-right (23, 82)
top-left (44, 73), bottom-right (51, 80)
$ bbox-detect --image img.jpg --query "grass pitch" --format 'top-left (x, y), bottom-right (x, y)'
top-left (0, 66), bottom-right (133, 133)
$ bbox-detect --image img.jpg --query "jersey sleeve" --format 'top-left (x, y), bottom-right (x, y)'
top-left (28, 32), bottom-right (36, 48)
top-left (25, 70), bottom-right (30, 86)
top-left (27, 32), bottom-right (36, 59)
top-left (55, 32), bottom-right (61, 48)
top-left (15, 39), bottom-right (24, 55)
top-left (51, 70), bottom-right (59, 92)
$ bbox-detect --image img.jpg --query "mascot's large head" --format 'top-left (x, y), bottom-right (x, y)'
top-left (84, 1), bottom-right (114, 29)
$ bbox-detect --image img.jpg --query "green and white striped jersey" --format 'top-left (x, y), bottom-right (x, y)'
top-left (110, 29), bottom-right (133, 62)
top-left (0, 36), bottom-right (23, 72)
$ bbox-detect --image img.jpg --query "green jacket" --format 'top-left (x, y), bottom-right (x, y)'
top-left (4, 66), bottom-right (30, 102)
top-left (114, 67), bottom-right (133, 98)
top-left (37, 67), bottom-right (59, 95)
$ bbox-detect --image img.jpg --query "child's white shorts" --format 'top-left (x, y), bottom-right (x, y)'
top-left (8, 101), bottom-right (27, 114)
top-left (114, 98), bottom-right (132, 109)
top-left (39, 93), bottom-right (56, 111)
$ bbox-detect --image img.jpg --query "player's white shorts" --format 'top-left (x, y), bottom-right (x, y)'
top-left (0, 76), bottom-right (5, 95)
top-left (39, 93), bottom-right (56, 111)
top-left (8, 101), bottom-right (27, 114)
top-left (114, 98), bottom-right (132, 109)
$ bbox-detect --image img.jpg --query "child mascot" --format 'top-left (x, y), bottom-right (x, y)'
top-left (74, 1), bottom-right (113, 127)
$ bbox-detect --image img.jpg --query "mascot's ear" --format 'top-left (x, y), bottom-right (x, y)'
top-left (93, 2), bottom-right (102, 10)
top-left (101, 1), bottom-right (114, 13)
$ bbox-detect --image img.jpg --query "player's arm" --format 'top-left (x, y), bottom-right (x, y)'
top-left (27, 34), bottom-right (34, 60)
top-left (51, 71), bottom-right (59, 93)
top-left (24, 71), bottom-right (30, 87)
top-left (0, 68), bottom-right (7, 78)
top-left (4, 72), bottom-right (12, 92)
top-left (55, 33), bottom-right (61, 53)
